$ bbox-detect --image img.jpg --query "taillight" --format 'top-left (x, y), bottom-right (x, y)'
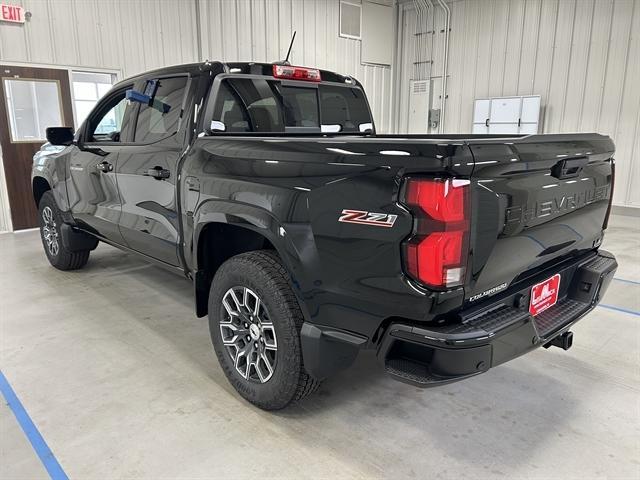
top-left (272, 64), bottom-right (321, 82)
top-left (401, 178), bottom-right (470, 289)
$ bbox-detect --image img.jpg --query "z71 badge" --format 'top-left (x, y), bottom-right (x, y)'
top-left (338, 209), bottom-right (397, 228)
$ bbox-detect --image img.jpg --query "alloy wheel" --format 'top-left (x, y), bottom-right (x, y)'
top-left (220, 286), bottom-right (277, 383)
top-left (41, 206), bottom-right (60, 257)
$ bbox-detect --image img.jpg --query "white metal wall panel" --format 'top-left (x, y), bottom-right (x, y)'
top-left (396, 0), bottom-right (640, 208)
top-left (0, 0), bottom-right (199, 232)
top-left (451, 0), bottom-right (481, 133)
top-left (486, 1), bottom-right (508, 97)
top-left (502, 0), bottom-right (525, 96)
top-left (0, 0), bottom-right (394, 230)
top-left (361, 2), bottom-right (394, 65)
top-left (474, 1), bottom-right (496, 98)
top-left (0, 0), bottom-right (199, 78)
top-left (197, 0), bottom-right (393, 133)
top-left (579, 0), bottom-right (614, 131)
top-left (544, 0), bottom-right (576, 132)
top-left (517, 0), bottom-right (541, 95)
top-left (0, 0), bottom-right (392, 131)
top-left (617, 0), bottom-right (640, 205)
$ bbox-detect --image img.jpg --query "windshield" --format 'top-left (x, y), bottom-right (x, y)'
top-left (210, 77), bottom-right (373, 134)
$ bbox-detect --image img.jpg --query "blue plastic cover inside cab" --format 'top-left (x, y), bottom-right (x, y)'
top-left (126, 79), bottom-right (170, 113)
top-left (125, 89), bottom-right (151, 104)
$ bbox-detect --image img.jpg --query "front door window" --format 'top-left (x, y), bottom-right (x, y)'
top-left (71, 71), bottom-right (116, 127)
top-left (87, 92), bottom-right (129, 143)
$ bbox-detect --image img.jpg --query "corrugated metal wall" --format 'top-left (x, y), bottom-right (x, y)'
top-left (1, 0), bottom-right (636, 225)
top-left (0, 0), bottom-right (197, 77)
top-left (397, 0), bottom-right (639, 208)
top-left (0, 0), bottom-right (200, 232)
top-left (0, 0), bottom-right (393, 131)
top-left (0, 0), bottom-right (199, 78)
top-left (197, 0), bottom-right (393, 133)
top-left (0, 0), bottom-right (394, 231)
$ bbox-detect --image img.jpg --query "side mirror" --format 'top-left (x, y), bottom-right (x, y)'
top-left (46, 127), bottom-right (74, 146)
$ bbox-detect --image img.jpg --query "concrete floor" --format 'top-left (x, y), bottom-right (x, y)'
top-left (1, 214), bottom-right (639, 479)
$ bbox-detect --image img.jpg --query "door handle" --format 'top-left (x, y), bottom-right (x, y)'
top-left (145, 166), bottom-right (171, 180)
top-left (96, 161), bottom-right (113, 172)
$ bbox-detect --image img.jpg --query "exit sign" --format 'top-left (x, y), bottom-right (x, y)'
top-left (1, 4), bottom-right (24, 23)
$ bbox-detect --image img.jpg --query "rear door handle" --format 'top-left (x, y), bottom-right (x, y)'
top-left (96, 161), bottom-right (113, 172)
top-left (145, 166), bottom-right (171, 180)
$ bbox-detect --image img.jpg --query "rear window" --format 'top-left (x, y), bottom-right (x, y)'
top-left (319, 85), bottom-right (371, 132)
top-left (210, 77), bottom-right (372, 134)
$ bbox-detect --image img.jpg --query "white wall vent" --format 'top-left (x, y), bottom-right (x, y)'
top-left (408, 80), bottom-right (430, 133)
top-left (340, 1), bottom-right (361, 39)
top-left (413, 81), bottom-right (428, 94)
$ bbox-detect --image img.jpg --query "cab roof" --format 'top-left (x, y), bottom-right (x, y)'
top-left (113, 61), bottom-right (363, 89)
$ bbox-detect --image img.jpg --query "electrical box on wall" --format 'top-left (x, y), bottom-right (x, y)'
top-left (472, 95), bottom-right (542, 134)
top-left (408, 80), bottom-right (430, 133)
top-left (429, 109), bottom-right (440, 130)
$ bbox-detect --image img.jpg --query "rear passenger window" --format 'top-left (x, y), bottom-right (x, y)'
top-left (214, 82), bottom-right (251, 132)
top-left (213, 79), bottom-right (284, 133)
top-left (134, 76), bottom-right (187, 143)
top-left (212, 79), bottom-right (320, 133)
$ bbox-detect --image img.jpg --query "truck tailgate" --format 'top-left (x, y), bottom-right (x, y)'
top-left (466, 134), bottom-right (614, 303)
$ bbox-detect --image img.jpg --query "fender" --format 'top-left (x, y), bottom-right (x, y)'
top-left (31, 145), bottom-right (73, 214)
top-left (191, 198), bottom-right (314, 323)
top-left (191, 199), bottom-right (370, 380)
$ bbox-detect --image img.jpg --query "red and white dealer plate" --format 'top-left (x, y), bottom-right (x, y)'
top-left (529, 273), bottom-right (561, 316)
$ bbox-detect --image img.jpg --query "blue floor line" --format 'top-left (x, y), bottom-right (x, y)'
top-left (0, 371), bottom-right (68, 480)
top-left (597, 304), bottom-right (640, 317)
top-left (613, 277), bottom-right (640, 286)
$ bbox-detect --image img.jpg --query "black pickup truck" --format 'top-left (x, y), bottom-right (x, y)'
top-left (33, 61), bottom-right (617, 410)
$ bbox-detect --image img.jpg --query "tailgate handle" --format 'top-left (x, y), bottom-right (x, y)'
top-left (551, 157), bottom-right (588, 179)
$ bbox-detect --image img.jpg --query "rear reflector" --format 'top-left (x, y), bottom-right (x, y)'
top-left (272, 64), bottom-right (321, 82)
top-left (402, 178), bottom-right (470, 289)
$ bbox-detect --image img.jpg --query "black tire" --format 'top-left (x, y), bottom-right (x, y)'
top-left (38, 191), bottom-right (90, 270)
top-left (208, 250), bottom-right (320, 410)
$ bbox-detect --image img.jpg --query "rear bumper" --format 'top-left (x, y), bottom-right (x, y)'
top-left (377, 250), bottom-right (617, 387)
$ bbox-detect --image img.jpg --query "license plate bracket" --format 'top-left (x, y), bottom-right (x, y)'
top-left (529, 274), bottom-right (561, 316)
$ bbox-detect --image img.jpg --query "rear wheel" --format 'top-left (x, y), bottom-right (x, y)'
top-left (38, 191), bottom-right (90, 270)
top-left (208, 250), bottom-right (320, 410)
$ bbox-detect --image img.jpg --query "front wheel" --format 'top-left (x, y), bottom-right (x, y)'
top-left (208, 250), bottom-right (320, 410)
top-left (38, 191), bottom-right (90, 270)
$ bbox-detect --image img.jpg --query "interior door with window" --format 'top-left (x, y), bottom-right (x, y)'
top-left (0, 65), bottom-right (74, 230)
top-left (66, 85), bottom-right (133, 243)
top-left (116, 75), bottom-right (190, 266)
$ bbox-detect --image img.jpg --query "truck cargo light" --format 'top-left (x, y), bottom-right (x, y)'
top-left (272, 64), bottom-right (321, 82)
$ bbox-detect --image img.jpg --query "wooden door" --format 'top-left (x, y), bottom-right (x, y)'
top-left (0, 65), bottom-right (74, 230)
